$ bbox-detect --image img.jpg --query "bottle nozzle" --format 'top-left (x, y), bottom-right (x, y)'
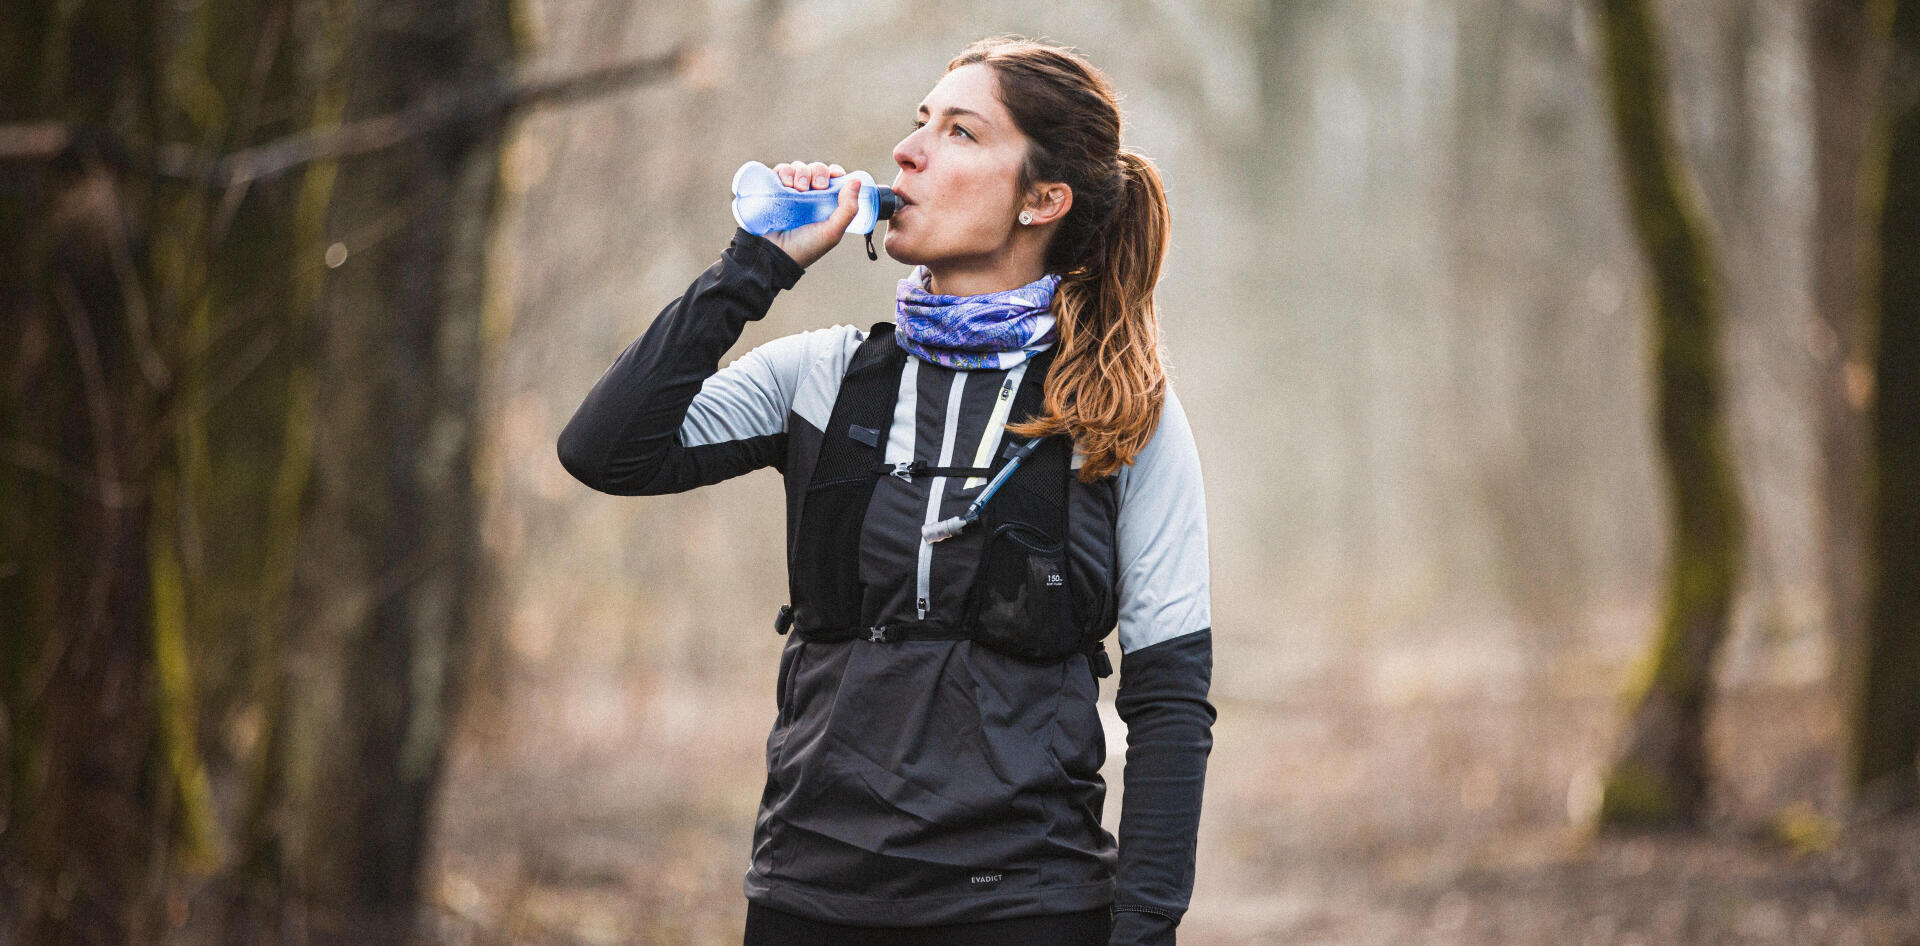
top-left (874, 186), bottom-right (902, 221)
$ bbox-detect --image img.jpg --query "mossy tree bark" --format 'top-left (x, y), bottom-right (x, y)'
top-left (0, 2), bottom-right (308, 939)
top-left (2, 1), bottom-right (514, 941)
top-left (1851, 0), bottom-right (1920, 815)
top-left (263, 4), bottom-right (516, 941)
top-left (1591, 0), bottom-right (1746, 830)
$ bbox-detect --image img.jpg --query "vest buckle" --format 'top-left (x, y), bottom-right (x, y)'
top-left (1087, 648), bottom-right (1113, 679)
top-left (867, 624), bottom-right (899, 643)
top-left (889, 461), bottom-right (918, 481)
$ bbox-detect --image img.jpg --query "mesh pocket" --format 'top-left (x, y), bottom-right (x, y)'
top-left (790, 479), bottom-right (870, 629)
top-left (967, 522), bottom-right (1081, 661)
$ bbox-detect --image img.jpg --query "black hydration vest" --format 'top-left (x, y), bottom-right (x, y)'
top-left (773, 322), bottom-right (1115, 678)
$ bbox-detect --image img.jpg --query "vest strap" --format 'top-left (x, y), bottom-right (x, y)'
top-left (782, 603), bottom-right (1111, 679)
top-left (785, 323), bottom-right (910, 631)
top-left (790, 619), bottom-right (974, 644)
top-left (873, 460), bottom-right (999, 481)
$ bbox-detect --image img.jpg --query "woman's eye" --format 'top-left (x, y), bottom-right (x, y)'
top-left (910, 119), bottom-right (970, 140)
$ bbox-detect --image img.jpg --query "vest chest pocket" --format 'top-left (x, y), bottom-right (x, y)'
top-left (964, 522), bottom-right (1082, 661)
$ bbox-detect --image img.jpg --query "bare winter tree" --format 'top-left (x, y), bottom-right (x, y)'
top-left (1806, 0), bottom-right (1885, 739)
top-left (1, 2), bottom-right (677, 942)
top-left (1590, 0), bottom-right (1746, 829)
top-left (1851, 0), bottom-right (1920, 818)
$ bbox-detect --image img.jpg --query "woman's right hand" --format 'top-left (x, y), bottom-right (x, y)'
top-left (762, 160), bottom-right (862, 269)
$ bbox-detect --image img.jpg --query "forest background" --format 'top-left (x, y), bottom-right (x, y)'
top-left (2, 0), bottom-right (1916, 943)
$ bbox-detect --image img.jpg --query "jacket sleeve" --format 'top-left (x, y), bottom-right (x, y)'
top-left (1109, 387), bottom-right (1217, 946)
top-left (557, 227), bottom-right (808, 495)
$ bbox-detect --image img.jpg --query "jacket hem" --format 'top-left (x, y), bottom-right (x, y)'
top-left (743, 868), bottom-right (1115, 927)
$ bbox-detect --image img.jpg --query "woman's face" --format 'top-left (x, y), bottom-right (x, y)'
top-left (885, 64), bottom-right (1032, 270)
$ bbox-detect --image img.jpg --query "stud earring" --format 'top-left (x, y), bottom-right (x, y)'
top-left (1018, 210), bottom-right (1034, 225)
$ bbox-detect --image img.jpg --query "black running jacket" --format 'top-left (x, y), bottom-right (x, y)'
top-left (557, 229), bottom-right (1216, 945)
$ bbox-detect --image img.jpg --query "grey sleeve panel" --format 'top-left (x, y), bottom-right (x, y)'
top-left (1113, 386), bottom-right (1213, 656)
top-left (791, 324), bottom-right (868, 433)
top-left (677, 323), bottom-right (866, 448)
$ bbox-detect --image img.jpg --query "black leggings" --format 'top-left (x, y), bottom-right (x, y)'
top-left (743, 901), bottom-right (1112, 946)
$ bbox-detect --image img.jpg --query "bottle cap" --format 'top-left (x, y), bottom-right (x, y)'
top-left (874, 186), bottom-right (902, 221)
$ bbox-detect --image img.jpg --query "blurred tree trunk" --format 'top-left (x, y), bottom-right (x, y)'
top-left (1591, 0), bottom-right (1745, 829)
top-left (1851, 0), bottom-right (1920, 816)
top-left (3, 1), bottom-right (515, 942)
top-left (1807, 0), bottom-right (1885, 728)
top-left (0, 2), bottom-right (241, 940)
top-left (261, 3), bottom-right (516, 941)
top-left (0, 148), bottom-right (173, 942)
top-left (1450, 0), bottom-right (1616, 645)
top-left (1247, 0), bottom-right (1327, 205)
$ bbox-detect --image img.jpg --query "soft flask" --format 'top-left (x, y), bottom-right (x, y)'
top-left (730, 160), bottom-right (901, 259)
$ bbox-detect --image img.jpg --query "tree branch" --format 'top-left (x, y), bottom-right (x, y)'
top-left (0, 46), bottom-right (689, 188)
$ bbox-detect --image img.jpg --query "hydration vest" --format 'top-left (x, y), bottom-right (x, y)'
top-left (773, 322), bottom-right (1115, 678)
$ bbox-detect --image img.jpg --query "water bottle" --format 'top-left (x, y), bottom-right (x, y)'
top-left (731, 160), bottom-right (902, 237)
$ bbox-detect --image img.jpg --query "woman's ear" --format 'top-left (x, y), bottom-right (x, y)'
top-left (1023, 182), bottom-right (1073, 226)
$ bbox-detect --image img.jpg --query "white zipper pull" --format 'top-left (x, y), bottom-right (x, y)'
top-left (916, 596), bottom-right (929, 620)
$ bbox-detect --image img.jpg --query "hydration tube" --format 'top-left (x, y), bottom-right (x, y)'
top-left (921, 437), bottom-right (1044, 543)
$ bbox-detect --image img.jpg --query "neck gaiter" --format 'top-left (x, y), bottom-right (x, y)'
top-left (893, 265), bottom-right (1061, 370)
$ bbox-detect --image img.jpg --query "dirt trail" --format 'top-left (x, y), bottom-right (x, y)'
top-left (429, 682), bottom-right (1918, 945)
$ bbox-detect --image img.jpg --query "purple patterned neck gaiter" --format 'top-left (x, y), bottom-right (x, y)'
top-left (893, 265), bottom-right (1061, 370)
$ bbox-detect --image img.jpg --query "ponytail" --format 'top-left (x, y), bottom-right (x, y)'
top-left (947, 36), bottom-right (1174, 481)
top-left (1006, 149), bottom-right (1172, 482)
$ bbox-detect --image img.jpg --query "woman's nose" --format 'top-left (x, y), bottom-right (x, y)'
top-left (893, 133), bottom-right (921, 172)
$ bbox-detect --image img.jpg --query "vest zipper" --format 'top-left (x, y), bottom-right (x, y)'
top-left (964, 365), bottom-right (1026, 488)
top-left (917, 370), bottom-right (970, 621)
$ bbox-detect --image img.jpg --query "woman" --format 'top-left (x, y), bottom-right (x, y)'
top-left (558, 36), bottom-right (1215, 946)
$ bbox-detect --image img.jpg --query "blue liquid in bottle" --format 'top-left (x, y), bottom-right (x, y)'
top-left (731, 160), bottom-right (901, 236)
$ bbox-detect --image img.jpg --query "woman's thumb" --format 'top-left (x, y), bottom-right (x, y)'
top-left (828, 178), bottom-right (862, 229)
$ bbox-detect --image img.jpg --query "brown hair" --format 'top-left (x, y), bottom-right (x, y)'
top-left (946, 36), bottom-right (1172, 483)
